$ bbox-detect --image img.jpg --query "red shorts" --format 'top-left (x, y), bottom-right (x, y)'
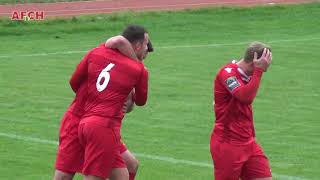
top-left (55, 111), bottom-right (83, 173)
top-left (210, 137), bottom-right (272, 180)
top-left (78, 117), bottom-right (124, 178)
top-left (111, 140), bottom-right (128, 168)
top-left (119, 140), bottom-right (128, 154)
top-left (56, 113), bottom-right (127, 175)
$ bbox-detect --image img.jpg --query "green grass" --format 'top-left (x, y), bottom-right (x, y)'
top-left (1, 3), bottom-right (320, 180)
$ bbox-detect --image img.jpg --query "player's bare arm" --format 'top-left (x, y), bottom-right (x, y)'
top-left (105, 35), bottom-right (138, 60)
top-left (122, 90), bottom-right (135, 113)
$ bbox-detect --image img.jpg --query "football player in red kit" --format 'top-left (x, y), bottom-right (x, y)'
top-left (210, 42), bottom-right (272, 180)
top-left (54, 25), bottom-right (152, 180)
top-left (107, 37), bottom-right (154, 180)
top-left (74, 25), bottom-right (149, 180)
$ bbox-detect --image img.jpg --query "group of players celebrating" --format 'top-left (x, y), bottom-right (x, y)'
top-left (53, 24), bottom-right (273, 180)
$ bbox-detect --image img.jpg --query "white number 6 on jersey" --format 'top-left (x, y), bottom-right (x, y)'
top-left (96, 63), bottom-right (115, 92)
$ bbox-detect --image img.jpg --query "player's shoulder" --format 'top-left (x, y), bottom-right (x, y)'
top-left (108, 48), bottom-right (137, 62)
top-left (86, 43), bottom-right (110, 58)
top-left (92, 43), bottom-right (106, 52)
top-left (112, 50), bottom-right (145, 71)
top-left (218, 60), bottom-right (238, 76)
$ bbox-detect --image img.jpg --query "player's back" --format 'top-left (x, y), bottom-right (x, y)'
top-left (212, 62), bottom-right (254, 145)
top-left (83, 45), bottom-right (147, 122)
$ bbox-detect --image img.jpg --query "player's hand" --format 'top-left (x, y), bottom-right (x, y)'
top-left (253, 48), bottom-right (272, 72)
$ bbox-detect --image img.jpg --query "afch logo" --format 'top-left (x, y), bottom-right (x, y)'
top-left (11, 11), bottom-right (45, 21)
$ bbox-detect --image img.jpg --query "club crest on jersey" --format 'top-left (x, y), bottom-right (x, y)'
top-left (225, 76), bottom-right (240, 91)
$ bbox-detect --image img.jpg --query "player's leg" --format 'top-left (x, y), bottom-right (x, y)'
top-left (119, 142), bottom-right (138, 180)
top-left (109, 142), bottom-right (130, 180)
top-left (78, 120), bottom-right (121, 180)
top-left (121, 150), bottom-right (138, 180)
top-left (109, 168), bottom-right (129, 180)
top-left (240, 142), bottom-right (272, 180)
top-left (54, 112), bottom-right (83, 180)
top-left (53, 170), bottom-right (74, 180)
top-left (84, 175), bottom-right (104, 180)
top-left (210, 136), bottom-right (247, 180)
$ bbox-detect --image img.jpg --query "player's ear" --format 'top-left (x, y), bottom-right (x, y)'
top-left (131, 41), bottom-right (141, 51)
top-left (137, 41), bottom-right (144, 51)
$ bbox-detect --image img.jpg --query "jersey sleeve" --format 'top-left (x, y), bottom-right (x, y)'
top-left (134, 65), bottom-right (148, 106)
top-left (219, 67), bottom-right (264, 104)
top-left (69, 52), bottom-right (90, 93)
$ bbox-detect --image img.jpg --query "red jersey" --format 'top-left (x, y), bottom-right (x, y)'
top-left (212, 61), bottom-right (264, 145)
top-left (69, 44), bottom-right (148, 125)
top-left (67, 80), bottom-right (88, 117)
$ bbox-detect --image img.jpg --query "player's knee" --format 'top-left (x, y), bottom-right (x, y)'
top-left (127, 158), bottom-right (139, 173)
top-left (57, 174), bottom-right (73, 180)
top-left (252, 177), bottom-right (272, 180)
top-left (122, 171), bottom-right (129, 180)
top-left (110, 169), bottom-right (129, 180)
top-left (53, 170), bottom-right (74, 180)
top-left (84, 175), bottom-right (104, 180)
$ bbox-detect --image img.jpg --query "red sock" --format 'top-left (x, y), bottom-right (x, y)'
top-left (129, 172), bottom-right (136, 180)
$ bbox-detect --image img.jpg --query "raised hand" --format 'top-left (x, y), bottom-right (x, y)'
top-left (253, 48), bottom-right (272, 72)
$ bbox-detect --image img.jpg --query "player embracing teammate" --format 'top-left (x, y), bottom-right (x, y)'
top-left (54, 25), bottom-right (152, 180)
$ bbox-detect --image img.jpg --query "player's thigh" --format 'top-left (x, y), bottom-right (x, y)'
top-left (79, 122), bottom-right (118, 179)
top-left (56, 112), bottom-right (83, 173)
top-left (241, 143), bottom-right (272, 180)
top-left (109, 168), bottom-right (129, 180)
top-left (210, 139), bottom-right (245, 180)
top-left (84, 175), bottom-right (104, 180)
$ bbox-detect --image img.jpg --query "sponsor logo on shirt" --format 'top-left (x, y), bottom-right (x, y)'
top-left (225, 76), bottom-right (240, 91)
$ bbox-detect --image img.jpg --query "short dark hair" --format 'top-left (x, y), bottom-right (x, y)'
top-left (244, 42), bottom-right (271, 62)
top-left (122, 24), bottom-right (147, 44)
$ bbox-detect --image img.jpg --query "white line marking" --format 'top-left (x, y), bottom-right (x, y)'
top-left (0, 132), bottom-right (308, 180)
top-left (1, 37), bottom-right (320, 59)
top-left (0, 50), bottom-right (86, 59)
top-left (0, 132), bottom-right (58, 145)
top-left (134, 152), bottom-right (212, 168)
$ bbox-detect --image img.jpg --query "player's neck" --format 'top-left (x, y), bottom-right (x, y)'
top-left (236, 59), bottom-right (251, 76)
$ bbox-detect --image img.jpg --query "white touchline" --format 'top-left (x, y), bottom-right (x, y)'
top-left (0, 37), bottom-right (320, 59)
top-left (0, 132), bottom-right (308, 180)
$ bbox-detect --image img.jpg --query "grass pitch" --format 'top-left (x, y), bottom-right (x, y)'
top-left (0, 3), bottom-right (319, 180)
